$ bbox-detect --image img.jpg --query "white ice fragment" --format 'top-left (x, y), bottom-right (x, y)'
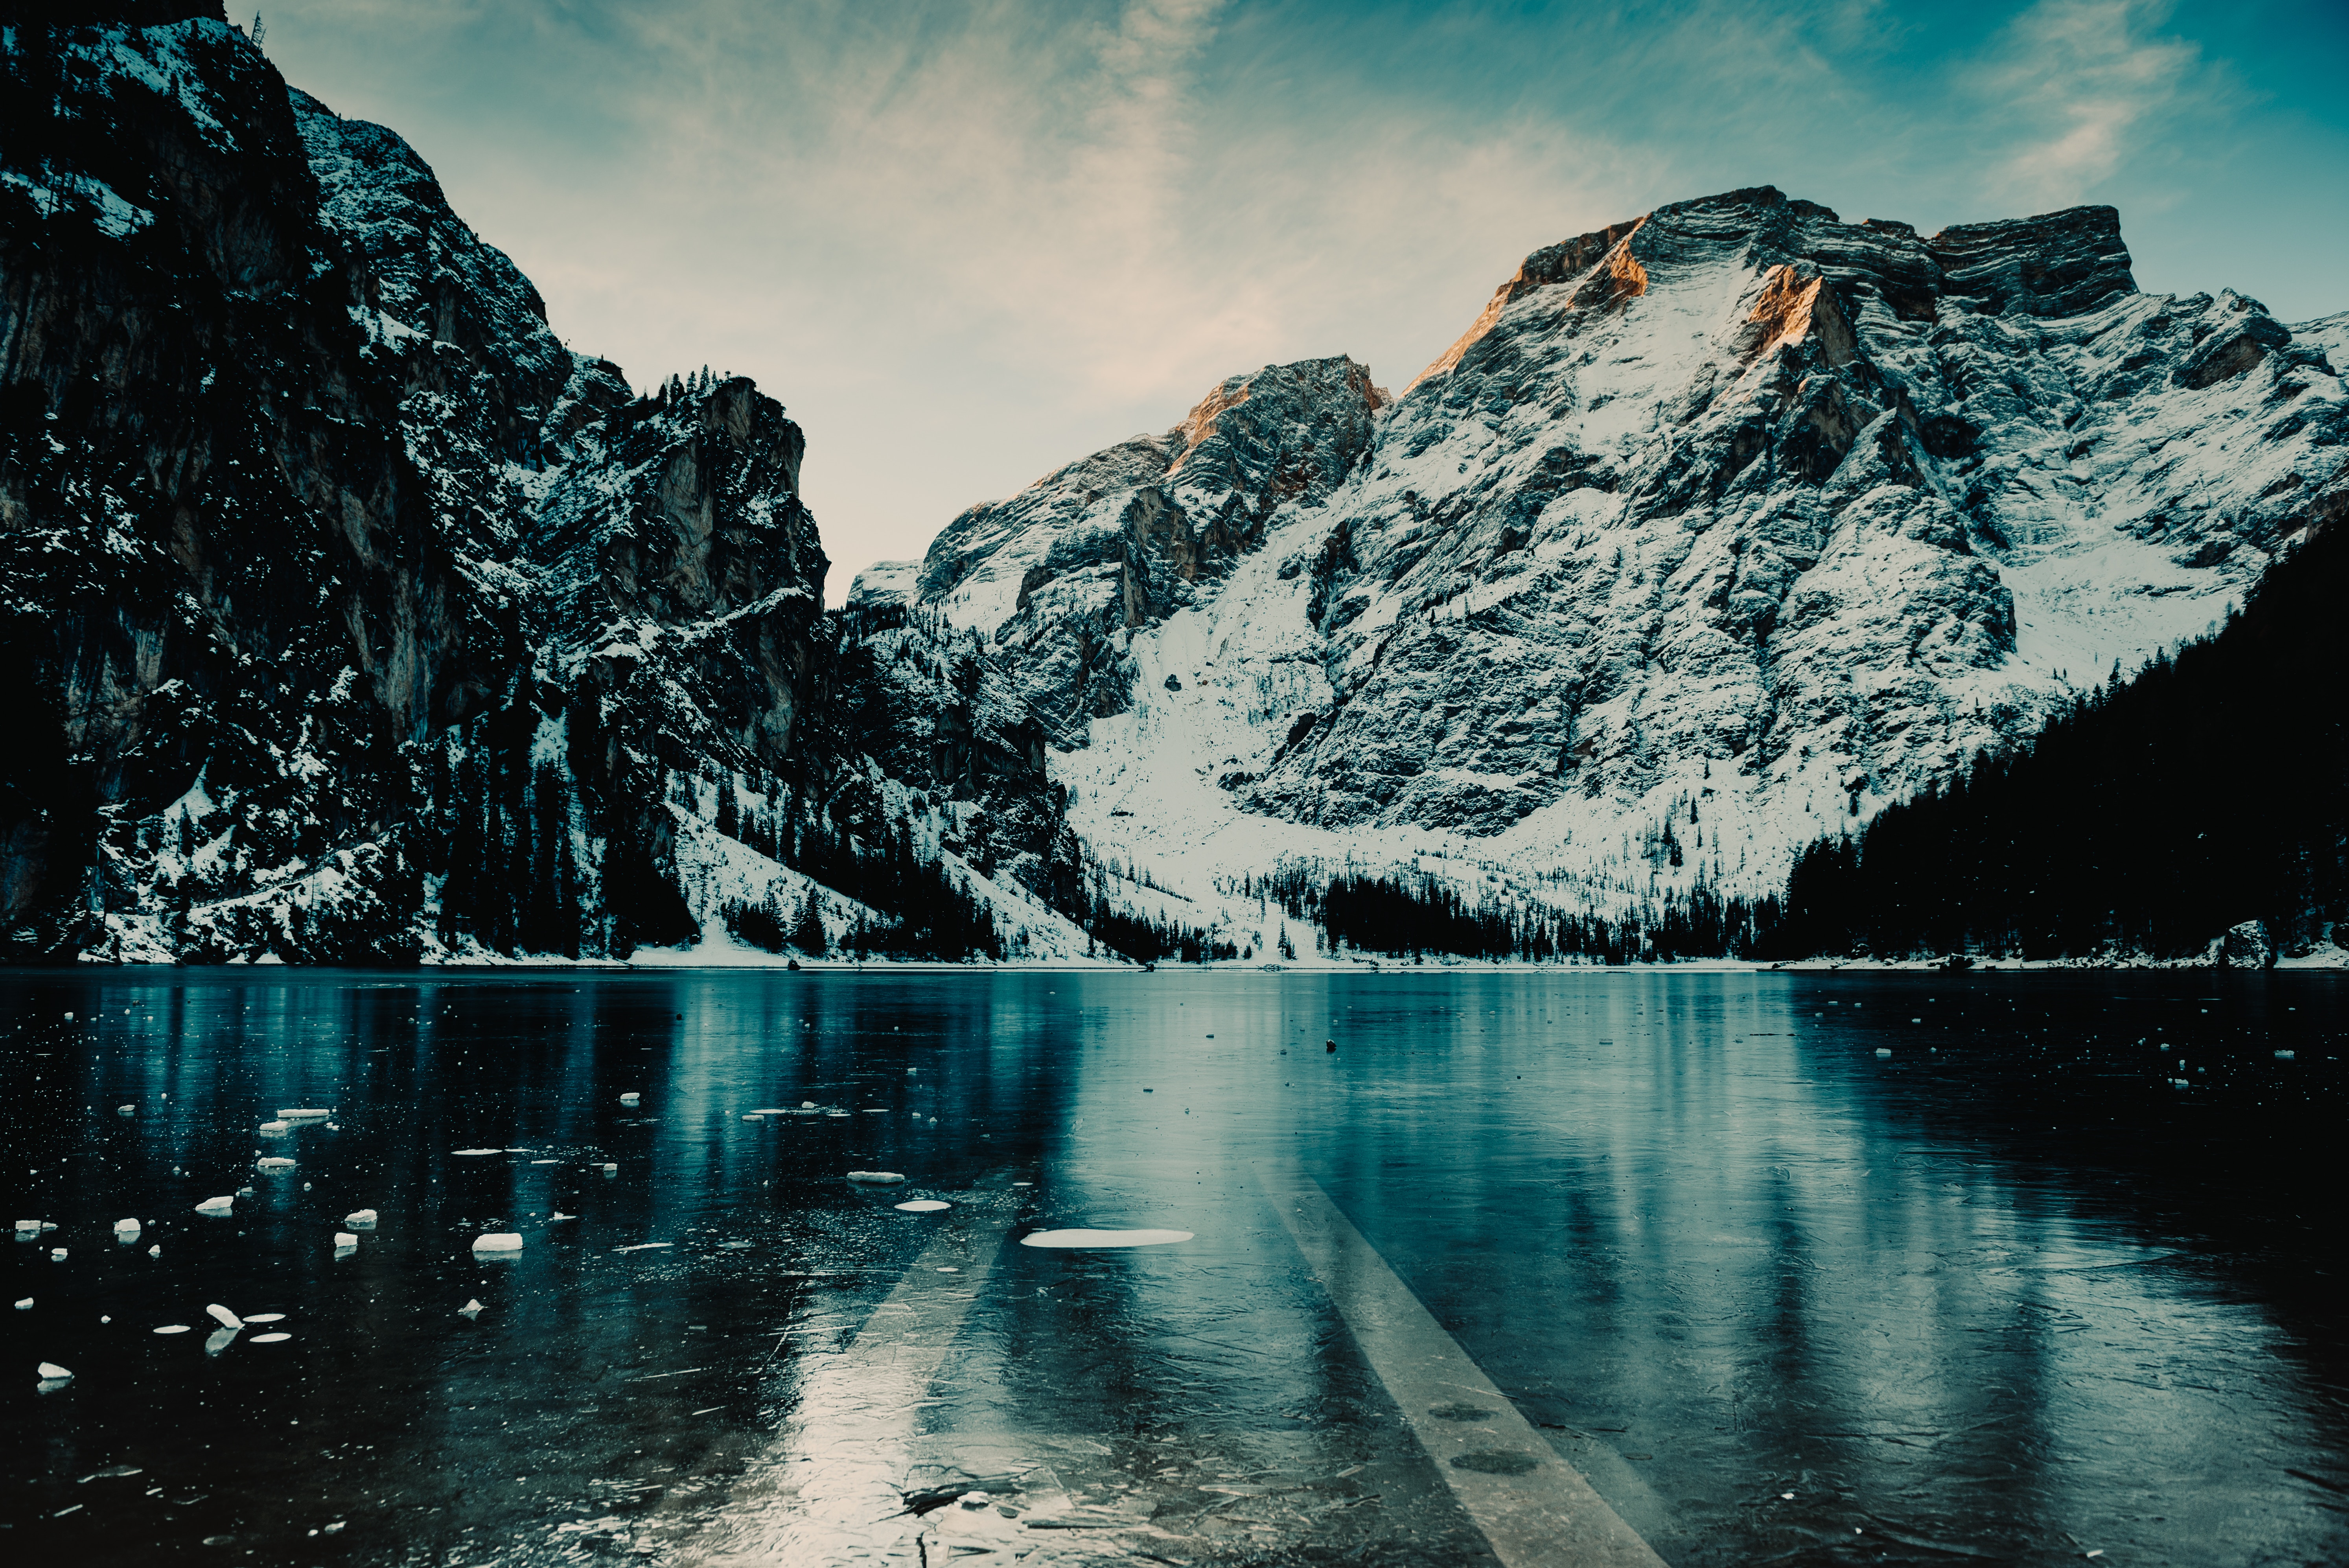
top-left (895, 1200), bottom-right (951, 1213)
top-left (747, 1108), bottom-right (788, 1115)
top-left (2275, 1049), bottom-right (2296, 1060)
top-left (619, 1092), bottom-right (641, 1106)
top-left (600, 1163), bottom-right (618, 1175)
top-left (1874, 1048), bottom-right (1892, 1058)
top-left (258, 1121), bottom-right (291, 1136)
top-left (194, 1197), bottom-right (234, 1216)
top-left (14, 1219), bottom-right (40, 1233)
top-left (277, 1109), bottom-right (330, 1120)
top-left (37, 1362), bottom-right (70, 1380)
top-left (13, 1298), bottom-right (27, 1309)
top-left (451, 1148), bottom-right (501, 1157)
top-left (614, 1242), bottom-right (673, 1252)
top-left (205, 1303), bottom-right (243, 1329)
top-left (472, 1233), bottom-right (523, 1252)
top-left (203, 1327), bottom-right (238, 1356)
top-left (243, 1313), bottom-right (285, 1323)
top-left (250, 1332), bottom-right (290, 1343)
top-left (549, 1213), bottom-right (574, 1222)
top-left (147, 1245), bottom-right (160, 1258)
top-left (344, 1209), bottom-right (377, 1228)
top-left (1020, 1229), bottom-right (1193, 1249)
top-left (153, 1324), bottom-right (189, 1334)
top-left (50, 1248), bottom-right (66, 1261)
top-left (116, 1104), bottom-right (135, 1116)
top-left (63, 1012), bottom-right (72, 1020)
top-left (114, 1220), bottom-right (139, 1241)
top-left (256, 1157), bottom-right (295, 1170)
top-left (458, 1299), bottom-right (484, 1319)
top-left (333, 1232), bottom-right (358, 1248)
top-left (801, 1101), bottom-right (816, 1109)
top-left (845, 1170), bottom-right (907, 1184)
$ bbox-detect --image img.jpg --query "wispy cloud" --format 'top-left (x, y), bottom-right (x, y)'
top-left (261, 0), bottom-right (2340, 593)
top-left (1973, 0), bottom-right (2225, 208)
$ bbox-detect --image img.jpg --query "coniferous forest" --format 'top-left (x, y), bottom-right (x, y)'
top-left (1764, 520), bottom-right (2349, 962)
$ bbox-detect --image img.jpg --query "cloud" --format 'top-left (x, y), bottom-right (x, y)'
top-left (1974, 0), bottom-right (2222, 207)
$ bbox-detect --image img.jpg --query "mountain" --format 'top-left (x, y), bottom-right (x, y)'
top-left (1768, 515), bottom-right (2349, 963)
top-left (874, 188), bottom-right (2348, 957)
top-left (0, 6), bottom-right (1086, 964)
top-left (7, 10), bottom-right (2343, 967)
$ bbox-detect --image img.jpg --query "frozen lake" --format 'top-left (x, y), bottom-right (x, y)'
top-left (4, 968), bottom-right (2344, 1565)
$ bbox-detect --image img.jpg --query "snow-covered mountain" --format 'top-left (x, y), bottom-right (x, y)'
top-left (0, 7), bottom-right (1091, 964)
top-left (7, 10), bottom-right (2343, 965)
top-left (873, 187), bottom-right (2347, 951)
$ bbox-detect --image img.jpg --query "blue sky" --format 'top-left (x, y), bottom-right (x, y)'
top-left (261, 0), bottom-right (2349, 599)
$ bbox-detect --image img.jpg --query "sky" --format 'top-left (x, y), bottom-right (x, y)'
top-left (258, 0), bottom-right (2349, 603)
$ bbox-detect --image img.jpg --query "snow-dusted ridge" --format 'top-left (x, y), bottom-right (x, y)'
top-left (895, 189), bottom-right (2345, 951)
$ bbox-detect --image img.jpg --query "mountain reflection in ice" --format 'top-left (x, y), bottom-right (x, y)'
top-left (0, 968), bottom-right (2341, 1566)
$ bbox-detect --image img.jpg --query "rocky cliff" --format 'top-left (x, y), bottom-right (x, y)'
top-left (885, 187), bottom-right (2347, 953)
top-left (0, 6), bottom-right (1088, 963)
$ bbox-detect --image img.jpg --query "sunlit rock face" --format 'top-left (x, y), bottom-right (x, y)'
top-left (902, 186), bottom-right (2348, 912)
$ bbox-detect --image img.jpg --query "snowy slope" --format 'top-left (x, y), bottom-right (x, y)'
top-left (906, 189), bottom-right (2349, 941)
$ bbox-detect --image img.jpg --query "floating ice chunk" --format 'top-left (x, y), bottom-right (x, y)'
top-left (333, 1232), bottom-right (358, 1248)
top-left (2275, 1049), bottom-right (2296, 1060)
top-left (38, 1362), bottom-right (70, 1380)
top-left (747, 1108), bottom-right (788, 1115)
top-left (549, 1212), bottom-right (575, 1222)
top-left (600, 1163), bottom-right (618, 1175)
top-left (13, 1298), bottom-right (27, 1309)
top-left (801, 1101), bottom-right (816, 1109)
top-left (451, 1148), bottom-right (501, 1157)
top-left (344, 1210), bottom-right (377, 1228)
top-left (250, 1332), bottom-right (290, 1343)
top-left (277, 1109), bottom-right (330, 1120)
top-left (1874, 1048), bottom-right (1892, 1058)
top-left (117, 1104), bottom-right (135, 1116)
top-left (895, 1200), bottom-right (951, 1213)
top-left (147, 1245), bottom-right (160, 1258)
top-left (619, 1092), bottom-right (641, 1106)
top-left (51, 1248), bottom-right (67, 1261)
top-left (243, 1312), bottom-right (285, 1323)
top-left (1020, 1229), bottom-right (1193, 1249)
top-left (473, 1233), bottom-right (524, 1253)
top-left (206, 1303), bottom-right (243, 1329)
top-left (258, 1121), bottom-right (291, 1136)
top-left (15, 1219), bottom-right (40, 1233)
top-left (153, 1325), bottom-right (190, 1334)
top-left (614, 1242), bottom-right (672, 1253)
top-left (845, 1171), bottom-right (907, 1184)
top-left (458, 1299), bottom-right (484, 1318)
top-left (203, 1328), bottom-right (238, 1356)
top-left (256, 1157), bottom-right (296, 1170)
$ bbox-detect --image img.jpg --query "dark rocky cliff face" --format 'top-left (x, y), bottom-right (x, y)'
top-left (0, 9), bottom-right (1050, 963)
